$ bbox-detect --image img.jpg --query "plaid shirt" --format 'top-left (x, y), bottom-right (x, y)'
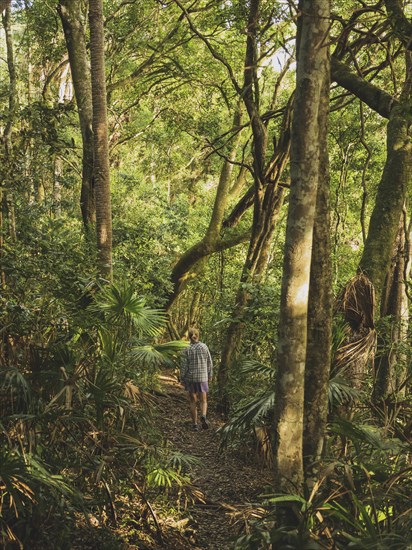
top-left (181, 342), bottom-right (213, 383)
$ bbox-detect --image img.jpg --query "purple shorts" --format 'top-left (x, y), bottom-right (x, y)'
top-left (184, 381), bottom-right (209, 393)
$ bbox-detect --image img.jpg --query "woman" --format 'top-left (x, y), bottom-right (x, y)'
top-left (180, 327), bottom-right (213, 431)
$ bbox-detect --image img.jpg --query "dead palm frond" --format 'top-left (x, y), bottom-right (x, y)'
top-left (334, 329), bottom-right (377, 373)
top-left (336, 272), bottom-right (375, 331)
top-left (333, 273), bottom-right (377, 387)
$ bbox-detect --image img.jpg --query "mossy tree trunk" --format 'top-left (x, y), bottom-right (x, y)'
top-left (58, 0), bottom-right (95, 228)
top-left (373, 216), bottom-right (409, 402)
top-left (1, 0), bottom-right (17, 287)
top-left (303, 66), bottom-right (332, 468)
top-left (165, 104), bottom-right (247, 312)
top-left (274, 0), bottom-right (330, 495)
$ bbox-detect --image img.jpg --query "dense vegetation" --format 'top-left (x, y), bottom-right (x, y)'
top-left (0, 0), bottom-right (411, 548)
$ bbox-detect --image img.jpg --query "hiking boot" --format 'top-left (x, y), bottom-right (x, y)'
top-left (192, 424), bottom-right (199, 431)
top-left (200, 415), bottom-right (209, 430)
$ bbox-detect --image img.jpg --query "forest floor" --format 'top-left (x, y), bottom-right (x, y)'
top-left (68, 370), bottom-right (272, 550)
top-left (147, 370), bottom-right (273, 550)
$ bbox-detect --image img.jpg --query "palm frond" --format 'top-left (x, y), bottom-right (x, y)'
top-left (129, 345), bottom-right (170, 368)
top-left (329, 417), bottom-right (406, 453)
top-left (130, 340), bottom-right (187, 368)
top-left (334, 329), bottom-right (377, 373)
top-left (152, 340), bottom-right (188, 364)
top-left (337, 273), bottom-right (375, 331)
top-left (87, 368), bottom-right (121, 405)
top-left (98, 327), bottom-right (119, 362)
top-left (219, 390), bottom-right (275, 448)
top-left (238, 359), bottom-right (275, 378)
top-left (0, 368), bottom-right (31, 414)
top-left (167, 450), bottom-right (202, 473)
top-left (92, 282), bottom-right (167, 336)
top-left (328, 376), bottom-right (362, 407)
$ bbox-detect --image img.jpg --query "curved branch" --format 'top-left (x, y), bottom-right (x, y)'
top-left (331, 57), bottom-right (398, 118)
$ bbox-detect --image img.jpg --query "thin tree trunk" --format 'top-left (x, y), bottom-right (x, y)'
top-left (53, 156), bottom-right (63, 217)
top-left (372, 217), bottom-right (408, 402)
top-left (274, 0), bottom-right (330, 495)
top-left (217, 0), bottom-right (292, 411)
top-left (218, 185), bottom-right (285, 414)
top-left (58, 0), bottom-right (95, 228)
top-left (303, 63), bottom-right (332, 468)
top-left (89, 0), bottom-right (112, 280)
top-left (1, 0), bottom-right (17, 285)
top-left (166, 105), bottom-right (244, 310)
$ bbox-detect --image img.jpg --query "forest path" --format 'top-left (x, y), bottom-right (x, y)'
top-left (156, 371), bottom-right (272, 550)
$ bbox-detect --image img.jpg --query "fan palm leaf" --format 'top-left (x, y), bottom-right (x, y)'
top-left (219, 390), bottom-right (275, 448)
top-left (129, 340), bottom-right (187, 369)
top-left (92, 282), bottom-right (167, 336)
top-left (328, 376), bottom-right (362, 407)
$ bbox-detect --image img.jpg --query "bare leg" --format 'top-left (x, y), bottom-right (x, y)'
top-left (199, 392), bottom-right (207, 417)
top-left (189, 392), bottom-right (198, 424)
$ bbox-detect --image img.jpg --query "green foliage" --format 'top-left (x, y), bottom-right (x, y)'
top-left (0, 274), bottom-right (186, 546)
top-left (2, 0), bottom-right (412, 547)
top-left (0, 447), bottom-right (79, 547)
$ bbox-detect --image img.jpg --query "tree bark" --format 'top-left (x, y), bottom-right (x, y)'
top-left (274, 0), bottom-right (330, 495)
top-left (89, 0), bottom-right (112, 280)
top-left (1, 0), bottom-right (16, 286)
top-left (359, 106), bottom-right (412, 297)
top-left (58, 0), bottom-right (95, 228)
top-left (303, 62), bottom-right (332, 467)
top-left (372, 216), bottom-right (409, 402)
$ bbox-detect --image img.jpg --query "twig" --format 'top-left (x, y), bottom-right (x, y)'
top-left (133, 483), bottom-right (164, 545)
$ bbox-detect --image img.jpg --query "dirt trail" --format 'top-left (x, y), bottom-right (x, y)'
top-left (156, 372), bottom-right (272, 550)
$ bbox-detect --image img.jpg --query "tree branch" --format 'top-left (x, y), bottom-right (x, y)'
top-left (172, 0), bottom-right (242, 95)
top-left (331, 57), bottom-right (398, 118)
top-left (385, 0), bottom-right (412, 50)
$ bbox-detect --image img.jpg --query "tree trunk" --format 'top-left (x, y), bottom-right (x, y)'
top-left (166, 104), bottom-right (245, 311)
top-left (303, 64), bottom-right (332, 468)
top-left (89, 0), bottom-right (112, 280)
top-left (359, 104), bottom-right (412, 298)
top-left (218, 185), bottom-right (285, 414)
top-left (58, 0), bottom-right (95, 228)
top-left (1, 0), bottom-right (16, 286)
top-left (218, 0), bottom-right (293, 414)
top-left (274, 0), bottom-right (330, 495)
top-left (372, 216), bottom-right (409, 402)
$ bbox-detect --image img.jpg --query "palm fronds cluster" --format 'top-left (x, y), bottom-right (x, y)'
top-left (0, 281), bottom-right (190, 548)
top-left (334, 273), bottom-right (377, 388)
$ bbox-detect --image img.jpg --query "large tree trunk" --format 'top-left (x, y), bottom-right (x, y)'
top-left (334, 53), bottom-right (412, 400)
top-left (274, 0), bottom-right (330, 495)
top-left (58, 0), bottom-right (95, 228)
top-left (303, 65), bottom-right (332, 468)
top-left (89, 0), bottom-right (112, 280)
top-left (359, 104), bottom-right (412, 297)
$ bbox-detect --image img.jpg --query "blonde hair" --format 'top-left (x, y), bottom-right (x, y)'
top-left (188, 327), bottom-right (199, 342)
